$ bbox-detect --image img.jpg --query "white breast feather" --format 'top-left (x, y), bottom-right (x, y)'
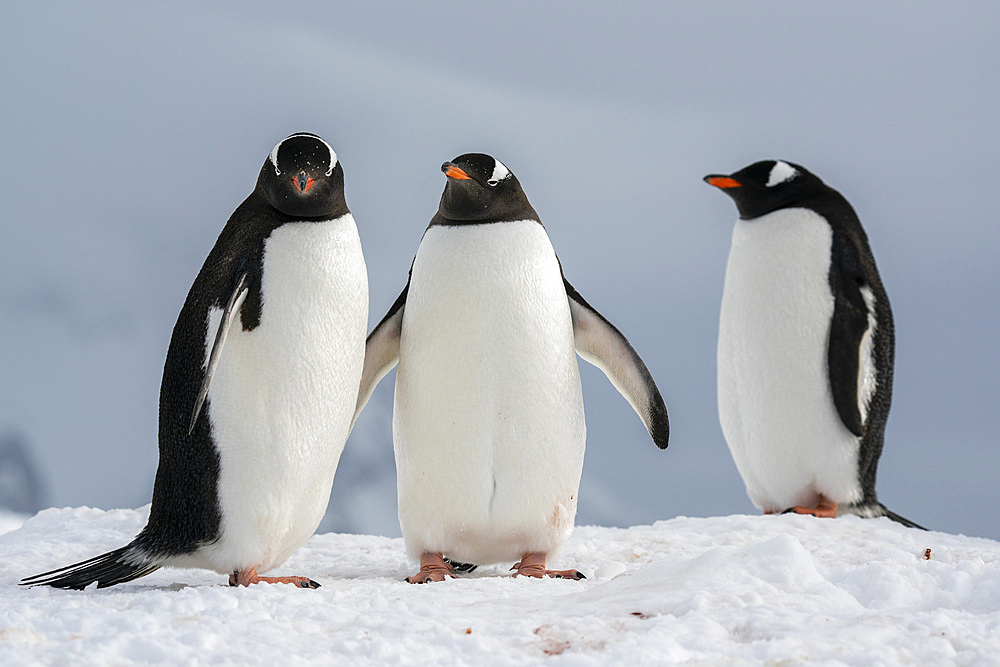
top-left (394, 221), bottom-right (585, 564)
top-left (181, 216), bottom-right (367, 575)
top-left (717, 208), bottom-right (862, 512)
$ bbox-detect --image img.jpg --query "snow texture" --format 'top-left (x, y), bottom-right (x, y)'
top-left (3, 507), bottom-right (998, 665)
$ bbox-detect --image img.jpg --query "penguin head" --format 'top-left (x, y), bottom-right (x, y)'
top-left (704, 160), bottom-right (825, 220)
top-left (257, 133), bottom-right (348, 219)
top-left (436, 153), bottom-right (539, 223)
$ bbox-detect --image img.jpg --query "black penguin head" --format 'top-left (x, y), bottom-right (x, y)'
top-left (436, 153), bottom-right (539, 224)
top-left (257, 132), bottom-right (348, 219)
top-left (704, 160), bottom-right (826, 220)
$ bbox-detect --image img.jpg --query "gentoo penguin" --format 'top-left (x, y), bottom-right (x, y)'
top-left (354, 153), bottom-right (670, 583)
top-left (705, 160), bottom-right (922, 528)
top-left (22, 132), bottom-right (369, 589)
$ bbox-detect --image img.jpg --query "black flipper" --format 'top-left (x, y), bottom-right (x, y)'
top-left (827, 239), bottom-right (871, 438)
top-left (351, 278), bottom-right (409, 430)
top-left (188, 272), bottom-right (248, 435)
top-left (20, 543), bottom-right (160, 590)
top-left (564, 278), bottom-right (669, 449)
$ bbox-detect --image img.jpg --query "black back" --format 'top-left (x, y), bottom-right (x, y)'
top-left (705, 160), bottom-right (894, 506)
top-left (430, 153), bottom-right (539, 226)
top-left (136, 132), bottom-right (350, 556)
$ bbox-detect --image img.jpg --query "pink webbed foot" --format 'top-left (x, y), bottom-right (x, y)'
top-left (511, 552), bottom-right (586, 580)
top-left (228, 567), bottom-right (320, 589)
top-left (787, 495), bottom-right (839, 519)
top-left (406, 552), bottom-right (458, 584)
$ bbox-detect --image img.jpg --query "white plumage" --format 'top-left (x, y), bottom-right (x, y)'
top-left (394, 221), bottom-right (585, 564)
top-left (189, 215), bottom-right (367, 574)
top-left (717, 207), bottom-right (862, 513)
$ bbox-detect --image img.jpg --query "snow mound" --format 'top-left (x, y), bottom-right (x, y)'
top-left (2, 508), bottom-right (998, 664)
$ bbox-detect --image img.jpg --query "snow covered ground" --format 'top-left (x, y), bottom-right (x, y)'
top-left (2, 508), bottom-right (998, 665)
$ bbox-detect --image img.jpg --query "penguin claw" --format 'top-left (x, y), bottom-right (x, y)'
top-left (510, 552), bottom-right (585, 580)
top-left (512, 565), bottom-right (585, 580)
top-left (405, 570), bottom-right (455, 584)
top-left (406, 552), bottom-right (457, 584)
top-left (229, 568), bottom-right (320, 589)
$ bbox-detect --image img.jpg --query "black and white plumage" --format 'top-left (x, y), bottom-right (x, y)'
top-left (705, 160), bottom-right (922, 528)
top-left (22, 132), bottom-right (369, 589)
top-left (355, 153), bottom-right (669, 582)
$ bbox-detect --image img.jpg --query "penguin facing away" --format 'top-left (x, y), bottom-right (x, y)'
top-left (705, 160), bottom-right (922, 529)
top-left (22, 132), bottom-right (369, 589)
top-left (354, 153), bottom-right (670, 583)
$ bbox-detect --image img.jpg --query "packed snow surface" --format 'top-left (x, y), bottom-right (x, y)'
top-left (2, 507), bottom-right (999, 665)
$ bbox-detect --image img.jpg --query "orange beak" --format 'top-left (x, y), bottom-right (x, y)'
top-left (444, 164), bottom-right (472, 180)
top-left (294, 172), bottom-right (316, 193)
top-left (705, 176), bottom-right (741, 189)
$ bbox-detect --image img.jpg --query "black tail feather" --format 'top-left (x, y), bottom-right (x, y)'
top-left (878, 505), bottom-right (927, 531)
top-left (20, 544), bottom-right (160, 590)
top-left (442, 557), bottom-right (478, 573)
top-left (837, 501), bottom-right (927, 531)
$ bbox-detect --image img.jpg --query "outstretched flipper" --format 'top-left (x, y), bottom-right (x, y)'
top-left (564, 278), bottom-right (669, 449)
top-left (188, 273), bottom-right (248, 435)
top-left (20, 544), bottom-right (160, 590)
top-left (351, 280), bottom-right (408, 429)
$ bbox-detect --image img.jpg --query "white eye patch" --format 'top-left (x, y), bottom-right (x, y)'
top-left (766, 161), bottom-right (798, 187)
top-left (269, 133), bottom-right (338, 177)
top-left (488, 159), bottom-right (511, 185)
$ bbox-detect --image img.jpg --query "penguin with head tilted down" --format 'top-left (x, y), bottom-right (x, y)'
top-left (22, 133), bottom-right (369, 589)
top-left (705, 160), bottom-right (922, 528)
top-left (354, 153), bottom-right (670, 583)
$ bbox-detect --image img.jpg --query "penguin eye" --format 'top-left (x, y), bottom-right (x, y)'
top-left (487, 179), bottom-right (499, 187)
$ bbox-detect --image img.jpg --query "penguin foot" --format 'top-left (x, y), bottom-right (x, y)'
top-left (406, 553), bottom-right (458, 584)
top-left (229, 568), bottom-right (321, 589)
top-left (786, 495), bottom-right (838, 518)
top-left (511, 552), bottom-right (586, 580)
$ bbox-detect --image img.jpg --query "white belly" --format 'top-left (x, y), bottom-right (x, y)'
top-left (717, 208), bottom-right (861, 512)
top-left (394, 221), bottom-right (585, 564)
top-left (197, 216), bottom-right (367, 573)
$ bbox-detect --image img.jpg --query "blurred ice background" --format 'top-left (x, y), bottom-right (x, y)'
top-left (1, 2), bottom-right (997, 539)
